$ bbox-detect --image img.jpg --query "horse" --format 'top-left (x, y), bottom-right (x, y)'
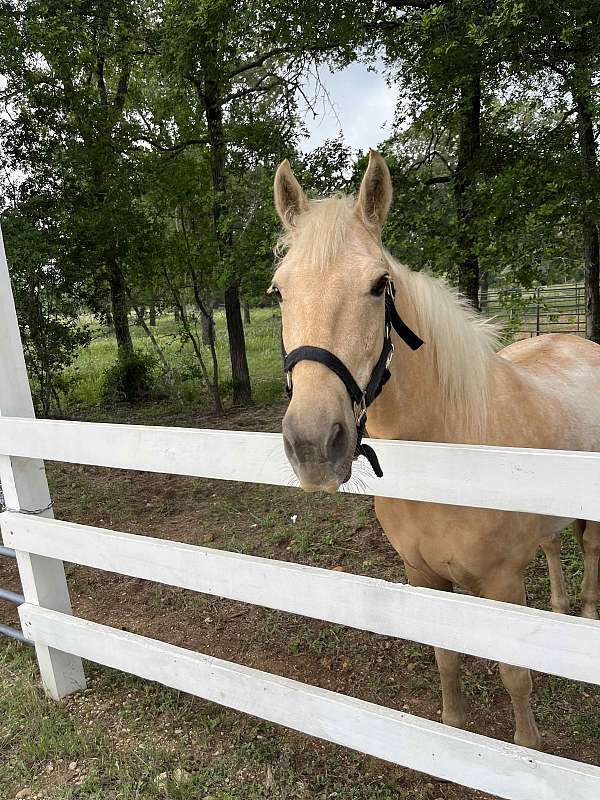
top-left (271, 150), bottom-right (600, 750)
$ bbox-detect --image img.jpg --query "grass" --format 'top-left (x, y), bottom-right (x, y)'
top-left (0, 645), bottom-right (435, 800)
top-left (63, 308), bottom-right (283, 414)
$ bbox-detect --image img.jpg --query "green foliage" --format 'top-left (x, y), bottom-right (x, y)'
top-left (1, 189), bottom-right (91, 416)
top-left (0, 0), bottom-right (599, 411)
top-left (101, 349), bottom-right (157, 404)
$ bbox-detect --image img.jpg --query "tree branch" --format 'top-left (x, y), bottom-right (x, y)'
top-left (227, 47), bottom-right (291, 79)
top-left (96, 54), bottom-right (108, 105)
top-left (113, 65), bottom-right (131, 114)
top-left (383, 0), bottom-right (436, 8)
top-left (544, 105), bottom-right (578, 137)
top-left (424, 175), bottom-right (451, 185)
top-left (224, 75), bottom-right (283, 102)
top-left (136, 134), bottom-right (210, 152)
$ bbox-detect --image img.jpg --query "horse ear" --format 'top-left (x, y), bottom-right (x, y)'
top-left (274, 160), bottom-right (309, 230)
top-left (356, 150), bottom-right (392, 231)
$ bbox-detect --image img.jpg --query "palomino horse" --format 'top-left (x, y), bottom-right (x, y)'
top-left (271, 151), bottom-right (600, 750)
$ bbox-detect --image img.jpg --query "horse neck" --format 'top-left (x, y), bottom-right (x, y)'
top-left (365, 277), bottom-right (489, 445)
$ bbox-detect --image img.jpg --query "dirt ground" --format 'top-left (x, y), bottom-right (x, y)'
top-left (1, 402), bottom-right (598, 799)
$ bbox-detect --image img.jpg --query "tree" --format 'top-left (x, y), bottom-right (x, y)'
top-left (488, 0), bottom-right (600, 339)
top-left (0, 0), bottom-right (159, 353)
top-left (154, 0), bottom-right (308, 403)
top-left (1, 184), bottom-right (90, 415)
top-left (368, 0), bottom-right (495, 307)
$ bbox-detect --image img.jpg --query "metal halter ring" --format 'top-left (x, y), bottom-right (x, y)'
top-left (386, 341), bottom-right (395, 369)
top-left (354, 396), bottom-right (367, 425)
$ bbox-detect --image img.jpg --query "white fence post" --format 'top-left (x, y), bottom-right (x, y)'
top-left (0, 222), bottom-right (85, 698)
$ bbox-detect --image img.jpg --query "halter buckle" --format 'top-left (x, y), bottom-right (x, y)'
top-left (354, 396), bottom-right (367, 425)
top-left (286, 371), bottom-right (293, 392)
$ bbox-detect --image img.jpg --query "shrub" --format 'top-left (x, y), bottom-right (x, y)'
top-left (101, 349), bottom-right (156, 404)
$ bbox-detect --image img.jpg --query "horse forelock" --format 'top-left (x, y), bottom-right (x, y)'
top-left (274, 195), bottom-right (358, 272)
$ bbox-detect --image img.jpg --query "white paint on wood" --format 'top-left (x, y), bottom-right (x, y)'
top-left (19, 604), bottom-right (600, 800)
top-left (4, 513), bottom-right (599, 686)
top-left (0, 224), bottom-right (85, 698)
top-left (1, 416), bottom-right (600, 520)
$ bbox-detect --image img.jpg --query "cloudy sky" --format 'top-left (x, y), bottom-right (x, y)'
top-left (299, 61), bottom-right (398, 154)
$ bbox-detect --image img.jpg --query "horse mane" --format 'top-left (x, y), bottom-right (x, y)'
top-left (275, 194), bottom-right (499, 434)
top-left (386, 254), bottom-right (499, 434)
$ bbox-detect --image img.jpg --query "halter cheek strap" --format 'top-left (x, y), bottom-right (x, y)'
top-left (283, 280), bottom-right (424, 478)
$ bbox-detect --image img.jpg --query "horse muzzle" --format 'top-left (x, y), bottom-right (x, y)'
top-left (282, 414), bottom-right (353, 492)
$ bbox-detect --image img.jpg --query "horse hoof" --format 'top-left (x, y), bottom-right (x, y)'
top-left (442, 712), bottom-right (467, 729)
top-left (514, 730), bottom-right (542, 750)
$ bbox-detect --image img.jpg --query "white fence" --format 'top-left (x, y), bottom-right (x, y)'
top-left (0, 227), bottom-right (599, 800)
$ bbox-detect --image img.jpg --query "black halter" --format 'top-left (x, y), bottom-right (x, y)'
top-left (283, 279), bottom-right (424, 478)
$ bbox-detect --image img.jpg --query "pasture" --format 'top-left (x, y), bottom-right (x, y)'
top-left (64, 309), bottom-right (284, 415)
top-left (1, 400), bottom-right (599, 800)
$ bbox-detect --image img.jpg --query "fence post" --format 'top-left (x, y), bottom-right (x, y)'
top-left (0, 223), bottom-right (86, 698)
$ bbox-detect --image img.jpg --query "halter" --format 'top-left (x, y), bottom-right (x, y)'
top-left (283, 279), bottom-right (424, 478)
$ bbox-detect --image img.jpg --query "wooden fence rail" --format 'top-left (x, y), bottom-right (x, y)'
top-left (2, 512), bottom-right (599, 685)
top-left (18, 603), bottom-right (600, 800)
top-left (1, 416), bottom-right (600, 520)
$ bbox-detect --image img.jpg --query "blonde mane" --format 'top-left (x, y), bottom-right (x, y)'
top-left (386, 254), bottom-right (499, 434)
top-left (276, 195), bottom-right (499, 434)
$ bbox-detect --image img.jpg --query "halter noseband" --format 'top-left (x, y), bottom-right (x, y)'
top-left (283, 279), bottom-right (424, 478)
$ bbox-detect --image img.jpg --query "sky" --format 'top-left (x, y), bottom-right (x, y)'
top-left (299, 61), bottom-right (398, 154)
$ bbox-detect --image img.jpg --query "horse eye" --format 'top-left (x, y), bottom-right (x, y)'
top-left (371, 275), bottom-right (388, 297)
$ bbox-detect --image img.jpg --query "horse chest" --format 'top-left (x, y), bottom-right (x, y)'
top-left (373, 496), bottom-right (538, 593)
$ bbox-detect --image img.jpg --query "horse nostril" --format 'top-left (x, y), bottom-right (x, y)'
top-left (326, 423), bottom-right (348, 464)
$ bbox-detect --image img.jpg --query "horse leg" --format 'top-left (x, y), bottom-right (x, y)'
top-left (481, 574), bottom-right (541, 750)
top-left (404, 564), bottom-right (466, 730)
top-left (541, 534), bottom-right (570, 614)
top-left (578, 520), bottom-right (600, 620)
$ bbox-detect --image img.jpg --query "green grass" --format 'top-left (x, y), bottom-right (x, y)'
top-left (63, 308), bottom-right (284, 414)
top-left (0, 645), bottom-right (432, 800)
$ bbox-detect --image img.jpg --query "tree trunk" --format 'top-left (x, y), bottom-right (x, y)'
top-left (203, 68), bottom-right (252, 404)
top-left (163, 267), bottom-right (223, 414)
top-left (201, 305), bottom-right (214, 345)
top-left (187, 268), bottom-right (223, 412)
top-left (225, 282), bottom-right (252, 404)
top-left (582, 220), bottom-right (600, 342)
top-left (149, 302), bottom-right (157, 327)
top-left (575, 87), bottom-right (600, 343)
top-left (479, 270), bottom-right (489, 312)
top-left (108, 254), bottom-right (133, 353)
top-left (453, 70), bottom-right (481, 310)
top-left (243, 300), bottom-right (251, 325)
